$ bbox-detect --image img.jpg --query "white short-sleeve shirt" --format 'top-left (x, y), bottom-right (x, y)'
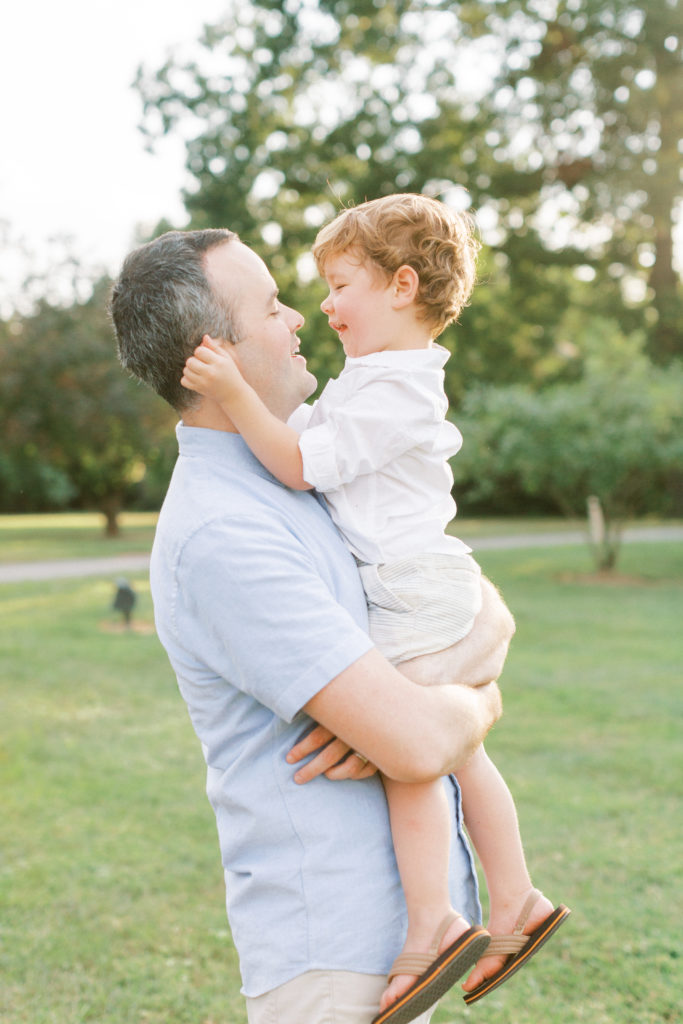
top-left (290, 345), bottom-right (470, 565)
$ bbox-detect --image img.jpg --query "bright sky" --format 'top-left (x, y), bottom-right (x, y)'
top-left (0, 0), bottom-right (228, 308)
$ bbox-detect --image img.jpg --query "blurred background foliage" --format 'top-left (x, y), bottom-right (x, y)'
top-left (1, 0), bottom-right (681, 535)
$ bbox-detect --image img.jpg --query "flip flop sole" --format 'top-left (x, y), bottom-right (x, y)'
top-left (463, 904), bottom-right (571, 1005)
top-left (372, 926), bottom-right (490, 1024)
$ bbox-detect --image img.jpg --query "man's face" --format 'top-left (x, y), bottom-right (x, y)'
top-left (204, 240), bottom-right (316, 419)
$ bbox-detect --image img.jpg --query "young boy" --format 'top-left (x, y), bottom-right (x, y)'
top-left (181, 194), bottom-right (569, 1024)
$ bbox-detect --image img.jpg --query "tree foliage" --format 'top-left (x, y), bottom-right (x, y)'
top-left (135, 0), bottom-right (681, 394)
top-left (132, 1), bottom-right (565, 395)
top-left (0, 280), bottom-right (176, 532)
top-left (2, 2), bottom-right (680, 526)
top-left (452, 322), bottom-right (683, 567)
top-left (453, 0), bottom-right (683, 361)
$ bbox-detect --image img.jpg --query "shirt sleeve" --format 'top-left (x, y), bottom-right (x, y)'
top-left (174, 512), bottom-right (374, 723)
top-left (287, 402), bottom-right (316, 433)
top-left (298, 377), bottom-right (445, 492)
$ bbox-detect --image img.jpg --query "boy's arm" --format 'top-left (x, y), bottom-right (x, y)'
top-left (181, 338), bottom-right (311, 490)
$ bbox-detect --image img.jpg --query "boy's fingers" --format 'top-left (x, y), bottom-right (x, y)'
top-left (192, 346), bottom-right (218, 365)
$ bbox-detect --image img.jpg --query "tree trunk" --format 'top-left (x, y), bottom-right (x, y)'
top-left (101, 496), bottom-right (122, 537)
top-left (647, 24), bottom-right (682, 363)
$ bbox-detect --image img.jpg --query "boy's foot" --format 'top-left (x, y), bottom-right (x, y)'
top-left (461, 887), bottom-right (571, 1004)
top-left (372, 912), bottom-right (490, 1024)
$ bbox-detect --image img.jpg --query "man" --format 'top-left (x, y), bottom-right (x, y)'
top-left (110, 228), bottom-right (512, 1024)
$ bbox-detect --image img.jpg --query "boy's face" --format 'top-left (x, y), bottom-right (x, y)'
top-left (320, 250), bottom-right (398, 359)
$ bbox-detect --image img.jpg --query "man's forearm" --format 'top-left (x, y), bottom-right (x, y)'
top-left (303, 648), bottom-right (502, 783)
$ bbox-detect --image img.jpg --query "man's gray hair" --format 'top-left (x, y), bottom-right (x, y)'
top-left (110, 228), bottom-right (240, 411)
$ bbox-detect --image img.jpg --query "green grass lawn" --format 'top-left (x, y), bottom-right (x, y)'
top-left (1, 536), bottom-right (680, 1023)
top-left (0, 512), bottom-right (159, 562)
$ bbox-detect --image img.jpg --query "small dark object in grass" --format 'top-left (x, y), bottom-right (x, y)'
top-left (112, 578), bottom-right (136, 626)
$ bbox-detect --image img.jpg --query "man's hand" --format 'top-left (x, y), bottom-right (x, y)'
top-left (396, 577), bottom-right (515, 689)
top-left (304, 648), bottom-right (503, 783)
top-left (287, 724), bottom-right (378, 784)
top-left (181, 335), bottom-right (248, 404)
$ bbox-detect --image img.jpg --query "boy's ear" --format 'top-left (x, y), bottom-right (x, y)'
top-left (391, 264), bottom-right (420, 308)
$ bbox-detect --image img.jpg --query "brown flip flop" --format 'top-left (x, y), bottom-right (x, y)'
top-left (463, 888), bottom-right (571, 1005)
top-left (372, 912), bottom-right (490, 1024)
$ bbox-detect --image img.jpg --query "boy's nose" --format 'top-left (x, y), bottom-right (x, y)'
top-left (320, 293), bottom-right (332, 314)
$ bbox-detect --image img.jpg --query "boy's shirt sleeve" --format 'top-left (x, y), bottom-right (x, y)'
top-left (298, 376), bottom-right (446, 492)
top-left (287, 402), bottom-right (316, 433)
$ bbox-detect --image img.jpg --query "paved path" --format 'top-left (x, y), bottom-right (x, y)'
top-left (472, 524), bottom-right (683, 550)
top-left (0, 553), bottom-right (152, 583)
top-left (1, 526), bottom-right (681, 584)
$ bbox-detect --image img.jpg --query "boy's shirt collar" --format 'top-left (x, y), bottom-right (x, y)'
top-left (343, 343), bottom-right (450, 370)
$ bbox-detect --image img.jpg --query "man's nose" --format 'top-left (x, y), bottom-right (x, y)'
top-left (285, 304), bottom-right (305, 331)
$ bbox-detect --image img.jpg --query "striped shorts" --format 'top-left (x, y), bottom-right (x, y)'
top-left (358, 552), bottom-right (483, 667)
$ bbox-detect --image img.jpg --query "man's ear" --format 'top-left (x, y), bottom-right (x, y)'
top-left (391, 265), bottom-right (420, 309)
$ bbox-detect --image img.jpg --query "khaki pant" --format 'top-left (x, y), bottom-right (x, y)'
top-left (245, 970), bottom-right (437, 1024)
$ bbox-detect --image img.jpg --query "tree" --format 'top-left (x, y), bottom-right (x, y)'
top-left (135, 0), bottom-right (589, 396)
top-left (0, 279), bottom-right (175, 534)
top-left (455, 0), bottom-right (683, 362)
top-left (452, 322), bottom-right (683, 568)
top-left (135, 0), bottom-right (681, 386)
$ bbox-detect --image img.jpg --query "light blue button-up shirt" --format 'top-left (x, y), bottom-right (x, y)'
top-left (150, 424), bottom-right (480, 997)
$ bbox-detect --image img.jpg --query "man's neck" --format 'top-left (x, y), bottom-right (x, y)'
top-left (180, 395), bottom-right (297, 432)
top-left (181, 399), bottom-right (238, 432)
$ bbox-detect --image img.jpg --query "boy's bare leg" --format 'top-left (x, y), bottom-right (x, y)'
top-left (376, 581), bottom-right (515, 1011)
top-left (378, 775), bottom-right (471, 1012)
top-left (387, 577), bottom-right (553, 997)
top-left (456, 746), bottom-right (554, 992)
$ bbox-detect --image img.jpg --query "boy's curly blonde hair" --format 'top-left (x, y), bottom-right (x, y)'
top-left (312, 193), bottom-right (480, 338)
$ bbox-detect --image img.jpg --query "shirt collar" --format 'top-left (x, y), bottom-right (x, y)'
top-left (176, 422), bottom-right (277, 483)
top-left (343, 343), bottom-right (450, 371)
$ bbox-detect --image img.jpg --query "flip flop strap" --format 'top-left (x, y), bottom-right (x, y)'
top-left (477, 888), bottom-right (542, 960)
top-left (480, 934), bottom-right (528, 958)
top-left (387, 911), bottom-right (465, 981)
top-left (388, 952), bottom-right (438, 981)
top-left (429, 911), bottom-right (464, 956)
top-left (513, 888), bottom-right (542, 935)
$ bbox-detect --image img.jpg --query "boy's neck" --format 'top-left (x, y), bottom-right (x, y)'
top-left (383, 315), bottom-right (434, 353)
